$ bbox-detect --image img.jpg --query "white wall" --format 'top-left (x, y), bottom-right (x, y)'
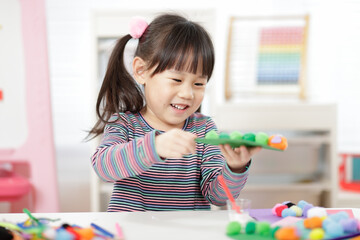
top-left (45, 0), bottom-right (360, 211)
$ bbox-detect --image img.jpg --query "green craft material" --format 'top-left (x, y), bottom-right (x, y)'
top-left (219, 132), bottom-right (230, 139)
top-left (205, 130), bottom-right (219, 139)
top-left (198, 131), bottom-right (285, 151)
top-left (245, 221), bottom-right (256, 234)
top-left (271, 226), bottom-right (281, 238)
top-left (0, 222), bottom-right (21, 231)
top-left (242, 133), bottom-right (256, 142)
top-left (230, 131), bottom-right (243, 140)
top-left (256, 222), bottom-right (271, 236)
top-left (226, 221), bottom-right (241, 236)
top-left (255, 132), bottom-right (269, 145)
top-left (227, 233), bottom-right (276, 240)
top-left (195, 138), bottom-right (283, 151)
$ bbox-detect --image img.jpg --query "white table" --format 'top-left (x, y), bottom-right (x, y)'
top-left (0, 210), bottom-right (233, 240)
top-left (1, 209), bottom-right (359, 240)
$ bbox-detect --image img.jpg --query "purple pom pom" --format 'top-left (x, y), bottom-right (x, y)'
top-left (270, 135), bottom-right (282, 143)
top-left (340, 219), bottom-right (358, 233)
top-left (302, 203), bottom-right (314, 217)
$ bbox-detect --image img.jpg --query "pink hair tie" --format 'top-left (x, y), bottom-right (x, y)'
top-left (129, 16), bottom-right (148, 39)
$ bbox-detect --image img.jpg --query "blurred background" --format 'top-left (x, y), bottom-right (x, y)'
top-left (1, 0), bottom-right (360, 213)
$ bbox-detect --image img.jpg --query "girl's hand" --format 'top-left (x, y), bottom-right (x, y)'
top-left (155, 129), bottom-right (197, 159)
top-left (219, 144), bottom-right (262, 173)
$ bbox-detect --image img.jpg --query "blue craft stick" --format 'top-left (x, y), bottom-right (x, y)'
top-left (90, 222), bottom-right (114, 238)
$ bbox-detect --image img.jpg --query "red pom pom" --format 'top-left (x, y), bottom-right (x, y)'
top-left (275, 205), bottom-right (288, 217)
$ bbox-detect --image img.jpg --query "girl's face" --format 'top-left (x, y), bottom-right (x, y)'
top-left (136, 62), bottom-right (208, 131)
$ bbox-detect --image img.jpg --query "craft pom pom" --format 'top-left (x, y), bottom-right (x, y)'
top-left (307, 207), bottom-right (327, 218)
top-left (272, 203), bottom-right (283, 215)
top-left (226, 221), bottom-right (241, 235)
top-left (309, 228), bottom-right (325, 240)
top-left (275, 227), bottom-right (300, 240)
top-left (275, 205), bottom-right (288, 217)
top-left (282, 208), bottom-right (297, 218)
top-left (339, 218), bottom-right (358, 233)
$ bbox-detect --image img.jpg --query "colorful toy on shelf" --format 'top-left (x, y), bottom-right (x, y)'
top-left (195, 130), bottom-right (288, 151)
top-left (339, 153), bottom-right (360, 193)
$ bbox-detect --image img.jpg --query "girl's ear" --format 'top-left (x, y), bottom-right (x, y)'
top-left (133, 57), bottom-right (147, 85)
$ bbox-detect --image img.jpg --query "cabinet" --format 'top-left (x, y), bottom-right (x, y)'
top-left (211, 102), bottom-right (338, 208)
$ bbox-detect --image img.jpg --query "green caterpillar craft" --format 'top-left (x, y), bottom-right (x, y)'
top-left (195, 130), bottom-right (288, 151)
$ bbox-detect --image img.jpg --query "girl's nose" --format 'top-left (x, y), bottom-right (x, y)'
top-left (178, 84), bottom-right (194, 100)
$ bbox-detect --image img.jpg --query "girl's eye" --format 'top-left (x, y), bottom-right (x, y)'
top-left (172, 79), bottom-right (182, 82)
top-left (195, 83), bottom-right (204, 86)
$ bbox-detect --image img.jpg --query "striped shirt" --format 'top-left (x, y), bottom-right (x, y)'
top-left (91, 111), bottom-right (250, 212)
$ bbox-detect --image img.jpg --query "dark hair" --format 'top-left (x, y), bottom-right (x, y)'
top-left (88, 13), bottom-right (215, 139)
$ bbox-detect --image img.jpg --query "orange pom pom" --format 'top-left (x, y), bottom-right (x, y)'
top-left (75, 228), bottom-right (95, 240)
top-left (275, 227), bottom-right (300, 240)
top-left (304, 217), bottom-right (323, 229)
top-left (268, 135), bottom-right (288, 150)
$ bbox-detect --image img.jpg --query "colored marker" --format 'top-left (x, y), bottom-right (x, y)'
top-left (90, 223), bottom-right (114, 238)
top-left (218, 174), bottom-right (241, 213)
top-left (115, 223), bottom-right (125, 240)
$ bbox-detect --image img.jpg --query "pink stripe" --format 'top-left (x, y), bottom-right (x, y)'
top-left (260, 27), bottom-right (304, 45)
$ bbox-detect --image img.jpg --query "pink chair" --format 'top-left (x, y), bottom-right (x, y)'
top-left (0, 0), bottom-right (59, 212)
top-left (0, 162), bottom-right (32, 212)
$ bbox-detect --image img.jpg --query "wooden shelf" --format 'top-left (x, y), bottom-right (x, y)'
top-left (212, 102), bottom-right (338, 207)
top-left (244, 181), bottom-right (332, 192)
top-left (337, 190), bottom-right (360, 208)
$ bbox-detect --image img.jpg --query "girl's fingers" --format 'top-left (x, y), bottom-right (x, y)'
top-left (249, 146), bottom-right (262, 155)
top-left (224, 144), bottom-right (240, 159)
top-left (234, 147), bottom-right (241, 154)
top-left (178, 139), bottom-right (196, 154)
top-left (219, 145), bottom-right (231, 160)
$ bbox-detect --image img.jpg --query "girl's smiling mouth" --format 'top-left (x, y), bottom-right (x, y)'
top-left (171, 103), bottom-right (189, 110)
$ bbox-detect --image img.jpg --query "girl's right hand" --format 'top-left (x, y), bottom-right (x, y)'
top-left (155, 129), bottom-right (197, 159)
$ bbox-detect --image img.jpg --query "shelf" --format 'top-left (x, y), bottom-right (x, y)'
top-left (337, 190), bottom-right (360, 208)
top-left (100, 182), bottom-right (114, 193)
top-left (338, 190), bottom-right (360, 201)
top-left (287, 136), bottom-right (331, 145)
top-left (244, 181), bottom-right (332, 192)
top-left (212, 102), bottom-right (338, 208)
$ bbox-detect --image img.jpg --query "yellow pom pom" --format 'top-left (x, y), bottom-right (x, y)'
top-left (290, 205), bottom-right (303, 217)
top-left (309, 228), bottom-right (325, 240)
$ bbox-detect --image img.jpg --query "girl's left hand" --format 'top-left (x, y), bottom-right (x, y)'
top-left (219, 144), bottom-right (262, 173)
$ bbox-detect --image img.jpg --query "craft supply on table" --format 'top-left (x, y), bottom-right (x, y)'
top-left (0, 208), bottom-right (123, 240)
top-left (226, 200), bottom-right (360, 240)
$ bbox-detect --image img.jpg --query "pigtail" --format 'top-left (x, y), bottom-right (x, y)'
top-left (87, 35), bottom-right (144, 139)
top-left (87, 13), bottom-right (215, 140)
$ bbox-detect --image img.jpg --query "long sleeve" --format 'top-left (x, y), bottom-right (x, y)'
top-left (199, 120), bottom-right (250, 206)
top-left (91, 116), bottom-right (163, 182)
top-left (90, 111), bottom-right (251, 211)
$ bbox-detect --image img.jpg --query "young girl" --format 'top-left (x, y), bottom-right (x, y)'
top-left (89, 13), bottom-right (261, 212)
